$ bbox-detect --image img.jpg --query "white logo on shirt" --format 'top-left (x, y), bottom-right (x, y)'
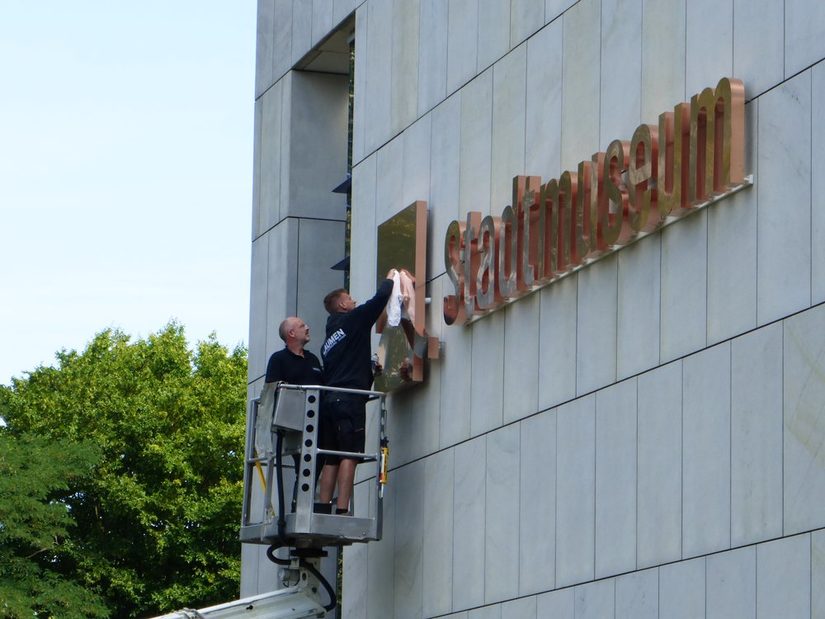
top-left (322, 328), bottom-right (346, 356)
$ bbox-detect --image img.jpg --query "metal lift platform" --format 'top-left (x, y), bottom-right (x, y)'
top-left (240, 383), bottom-right (388, 549)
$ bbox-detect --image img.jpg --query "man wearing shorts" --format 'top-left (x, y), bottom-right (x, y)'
top-left (318, 270), bottom-right (395, 515)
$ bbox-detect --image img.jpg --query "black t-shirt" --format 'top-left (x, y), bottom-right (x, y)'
top-left (321, 279), bottom-right (393, 390)
top-left (264, 348), bottom-right (323, 385)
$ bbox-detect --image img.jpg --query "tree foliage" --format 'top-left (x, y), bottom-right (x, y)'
top-left (0, 323), bottom-right (248, 618)
top-left (0, 431), bottom-right (106, 618)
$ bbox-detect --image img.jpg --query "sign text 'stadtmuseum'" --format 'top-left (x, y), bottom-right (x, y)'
top-left (443, 77), bottom-right (747, 325)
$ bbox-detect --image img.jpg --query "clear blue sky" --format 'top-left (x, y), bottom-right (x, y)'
top-left (0, 2), bottom-right (257, 385)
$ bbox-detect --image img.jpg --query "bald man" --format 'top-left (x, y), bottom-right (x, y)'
top-left (264, 316), bottom-right (323, 385)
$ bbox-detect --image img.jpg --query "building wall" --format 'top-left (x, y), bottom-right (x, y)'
top-left (249, 0), bottom-right (825, 615)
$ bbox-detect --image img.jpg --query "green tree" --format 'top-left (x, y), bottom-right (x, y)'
top-left (0, 323), bottom-right (248, 618)
top-left (0, 431), bottom-right (107, 618)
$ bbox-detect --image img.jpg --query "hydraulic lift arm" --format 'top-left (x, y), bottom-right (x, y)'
top-left (152, 565), bottom-right (327, 619)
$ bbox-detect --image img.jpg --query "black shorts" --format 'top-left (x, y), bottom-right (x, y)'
top-left (319, 393), bottom-right (366, 465)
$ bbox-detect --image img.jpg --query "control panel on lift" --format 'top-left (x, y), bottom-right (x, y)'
top-left (241, 383), bottom-right (389, 549)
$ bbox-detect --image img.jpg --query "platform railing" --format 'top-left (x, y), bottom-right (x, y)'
top-left (241, 383), bottom-right (388, 548)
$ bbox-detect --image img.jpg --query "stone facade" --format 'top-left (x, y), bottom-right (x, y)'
top-left (248, 0), bottom-right (825, 616)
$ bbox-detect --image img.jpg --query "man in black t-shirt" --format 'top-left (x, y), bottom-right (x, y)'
top-left (265, 316), bottom-right (323, 385)
top-left (318, 271), bottom-right (395, 515)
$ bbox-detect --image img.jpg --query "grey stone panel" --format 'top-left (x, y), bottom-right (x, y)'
top-left (423, 449), bottom-right (455, 618)
top-left (273, 0), bottom-right (294, 81)
top-left (429, 94), bottom-right (461, 279)
top-left (595, 378), bottom-right (637, 579)
top-left (615, 568), bottom-right (658, 619)
top-left (241, 380), bottom-right (271, 596)
top-left (311, 0), bottom-right (333, 47)
top-left (510, 0), bottom-right (544, 47)
top-left (448, 614), bottom-right (470, 619)
top-left (418, 0), bottom-right (449, 116)
top-left (265, 222), bottom-right (300, 371)
top-left (394, 461), bottom-right (424, 619)
top-left (391, 0), bottom-right (420, 136)
top-left (784, 305), bottom-right (825, 535)
top-left (342, 184), bottom-right (376, 320)
top-left (342, 519), bottom-right (368, 618)
top-left (813, 529), bottom-right (825, 618)
top-left (413, 290), bottom-right (453, 446)
top-left (707, 102), bottom-right (757, 345)
top-left (278, 74), bottom-right (294, 223)
top-left (402, 115), bottom-right (432, 209)
top-left (599, 0), bottom-right (642, 147)
top-left (353, 4), bottom-right (367, 163)
top-left (358, 400), bottom-right (383, 487)
top-left (537, 587), bottom-right (574, 618)
top-left (447, 0), bottom-right (479, 94)
top-left (556, 395), bottom-right (596, 587)
top-left (251, 97), bottom-right (263, 241)
top-left (249, 236), bottom-right (270, 381)
top-left (756, 534), bottom-right (811, 619)
top-left (247, 378), bottom-right (264, 409)
top-left (286, 72), bottom-right (350, 220)
top-left (519, 411), bottom-right (557, 595)
top-left (732, 0), bottom-right (783, 98)
top-left (453, 436), bottom-right (487, 610)
top-left (255, 0), bottom-right (275, 97)
top-left (240, 542), bottom-right (262, 597)
top-left (387, 357), bottom-right (441, 466)
top-left (503, 291), bottom-right (540, 424)
top-left (258, 81), bottom-right (283, 235)
top-left (659, 557), bottom-right (706, 619)
top-left (560, 0), bottom-right (600, 171)
top-left (576, 254), bottom-right (618, 396)
top-left (333, 0), bottom-right (358, 26)
top-left (253, 540), bottom-right (282, 597)
top-left (427, 275), bottom-right (445, 346)
top-left (470, 311), bottom-right (505, 436)
top-left (296, 219), bottom-right (345, 351)
top-left (640, 0), bottom-right (686, 122)
top-left (524, 20), bottom-right (562, 179)
top-left (785, 0), bottom-right (825, 78)
top-left (730, 322), bottom-right (783, 546)
top-left (538, 273), bottom-right (578, 410)
top-left (491, 43), bottom-right (527, 213)
top-left (470, 605), bottom-right (502, 619)
top-left (243, 378), bottom-right (268, 582)
top-left (477, 0), bottom-right (511, 71)
top-left (660, 210), bottom-right (707, 363)
top-left (349, 154), bottom-right (377, 302)
top-left (485, 425), bottom-right (520, 604)
top-left (685, 0), bottom-right (732, 97)
top-left (502, 597), bottom-right (537, 618)
top-left (364, 0), bottom-right (392, 155)
top-left (376, 137), bottom-right (405, 227)
top-left (706, 545), bottom-right (755, 619)
top-left (291, 0), bottom-right (313, 66)
top-left (617, 233), bottom-right (661, 380)
top-left (813, 65), bottom-right (825, 304)
top-left (756, 71), bottom-right (812, 325)
top-left (682, 342), bottom-right (731, 558)
top-left (459, 69), bottom-right (493, 218)
top-left (573, 579), bottom-right (614, 619)
top-left (545, 0), bottom-right (575, 23)
top-left (637, 361), bottom-right (682, 569)
top-left (439, 295), bottom-right (473, 447)
top-left (367, 480), bottom-right (396, 618)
